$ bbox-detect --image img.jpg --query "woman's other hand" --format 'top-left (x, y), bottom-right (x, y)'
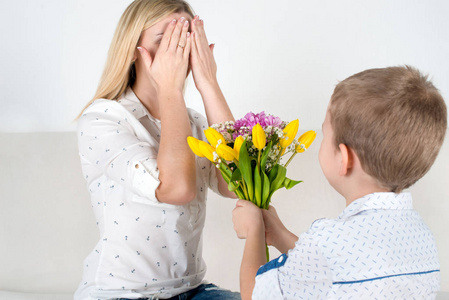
top-left (137, 17), bottom-right (191, 95)
top-left (190, 16), bottom-right (218, 95)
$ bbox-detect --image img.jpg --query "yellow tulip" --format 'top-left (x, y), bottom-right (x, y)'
top-left (217, 144), bottom-right (238, 161)
top-left (204, 127), bottom-right (225, 148)
top-left (233, 136), bottom-right (244, 159)
top-left (296, 130), bottom-right (317, 153)
top-left (198, 140), bottom-right (217, 162)
top-left (279, 119), bottom-right (299, 149)
top-left (252, 123), bottom-right (266, 150)
top-left (187, 136), bottom-right (205, 157)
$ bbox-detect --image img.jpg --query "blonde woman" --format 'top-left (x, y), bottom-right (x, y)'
top-left (74, 0), bottom-right (239, 299)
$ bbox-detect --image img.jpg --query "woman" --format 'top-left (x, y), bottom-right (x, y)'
top-left (74, 0), bottom-right (239, 299)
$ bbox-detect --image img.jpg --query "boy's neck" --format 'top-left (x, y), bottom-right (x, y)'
top-left (344, 184), bottom-right (390, 207)
top-left (341, 173), bottom-right (390, 207)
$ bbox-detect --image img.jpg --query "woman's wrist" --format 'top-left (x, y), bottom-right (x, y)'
top-left (156, 84), bottom-right (184, 96)
top-left (157, 87), bottom-right (184, 104)
top-left (197, 79), bottom-right (221, 98)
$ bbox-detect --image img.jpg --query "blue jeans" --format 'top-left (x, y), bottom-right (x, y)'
top-left (118, 283), bottom-right (241, 300)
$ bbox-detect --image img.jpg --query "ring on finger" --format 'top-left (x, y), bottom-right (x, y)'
top-left (178, 44), bottom-right (184, 48)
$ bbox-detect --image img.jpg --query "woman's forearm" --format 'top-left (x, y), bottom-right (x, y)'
top-left (200, 82), bottom-right (234, 125)
top-left (156, 89), bottom-right (196, 205)
top-left (200, 83), bottom-right (237, 197)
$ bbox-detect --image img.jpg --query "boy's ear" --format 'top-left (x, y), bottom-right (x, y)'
top-left (338, 143), bottom-right (354, 176)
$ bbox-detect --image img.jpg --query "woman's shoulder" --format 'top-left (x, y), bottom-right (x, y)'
top-left (77, 98), bottom-right (135, 132)
top-left (81, 98), bottom-right (125, 116)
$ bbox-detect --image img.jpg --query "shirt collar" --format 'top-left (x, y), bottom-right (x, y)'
top-left (338, 192), bottom-right (413, 220)
top-left (117, 87), bottom-right (160, 123)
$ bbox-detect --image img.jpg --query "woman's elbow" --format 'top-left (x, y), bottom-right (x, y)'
top-left (175, 183), bottom-right (197, 205)
top-left (156, 180), bottom-right (197, 205)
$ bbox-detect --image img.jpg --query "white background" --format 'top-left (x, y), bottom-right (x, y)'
top-left (0, 0), bottom-right (448, 132)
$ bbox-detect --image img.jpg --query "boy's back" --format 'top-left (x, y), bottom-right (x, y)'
top-left (253, 192), bottom-right (440, 299)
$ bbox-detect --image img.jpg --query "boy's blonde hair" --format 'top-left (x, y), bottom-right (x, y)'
top-left (77, 0), bottom-right (194, 118)
top-left (329, 66), bottom-right (447, 192)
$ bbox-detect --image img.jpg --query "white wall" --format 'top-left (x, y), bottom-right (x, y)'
top-left (0, 0), bottom-right (448, 132)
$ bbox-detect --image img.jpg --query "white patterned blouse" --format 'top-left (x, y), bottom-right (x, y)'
top-left (253, 192), bottom-right (440, 299)
top-left (74, 87), bottom-right (221, 300)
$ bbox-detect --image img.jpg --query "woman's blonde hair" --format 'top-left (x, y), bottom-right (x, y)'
top-left (77, 0), bottom-right (194, 118)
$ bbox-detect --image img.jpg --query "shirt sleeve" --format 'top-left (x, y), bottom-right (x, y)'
top-left (77, 101), bottom-right (160, 203)
top-left (187, 108), bottom-right (225, 197)
top-left (207, 160), bottom-right (224, 196)
top-left (253, 231), bottom-right (333, 299)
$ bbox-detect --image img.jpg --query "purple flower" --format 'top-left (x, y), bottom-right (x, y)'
top-left (233, 111), bottom-right (284, 140)
top-left (234, 111), bottom-right (282, 130)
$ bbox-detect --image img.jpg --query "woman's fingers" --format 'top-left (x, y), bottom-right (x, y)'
top-left (137, 46), bottom-right (152, 69)
top-left (193, 17), bottom-right (210, 50)
top-left (183, 32), bottom-right (191, 59)
top-left (169, 17), bottom-right (186, 51)
top-left (191, 32), bottom-right (199, 59)
top-left (177, 20), bottom-right (189, 54)
top-left (160, 19), bottom-right (177, 52)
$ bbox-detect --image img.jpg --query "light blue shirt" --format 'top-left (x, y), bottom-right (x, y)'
top-left (253, 192), bottom-right (440, 299)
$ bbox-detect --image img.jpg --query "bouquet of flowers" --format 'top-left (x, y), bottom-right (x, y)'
top-left (187, 111), bottom-right (316, 209)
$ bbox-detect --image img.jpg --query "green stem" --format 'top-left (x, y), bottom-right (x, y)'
top-left (234, 187), bottom-right (244, 199)
top-left (266, 243), bottom-right (269, 262)
top-left (218, 163), bottom-right (231, 182)
top-left (241, 178), bottom-right (249, 200)
top-left (284, 152), bottom-right (297, 168)
top-left (275, 147), bottom-right (284, 166)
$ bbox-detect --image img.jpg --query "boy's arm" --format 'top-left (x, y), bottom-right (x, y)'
top-left (240, 222), bottom-right (266, 299)
top-left (263, 205), bottom-right (298, 253)
top-left (233, 200), bottom-right (267, 300)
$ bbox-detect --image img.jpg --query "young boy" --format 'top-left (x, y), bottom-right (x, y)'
top-left (233, 66), bottom-right (447, 299)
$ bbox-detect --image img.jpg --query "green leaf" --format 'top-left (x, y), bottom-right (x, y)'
top-left (230, 168), bottom-right (242, 182)
top-left (261, 170), bottom-right (270, 209)
top-left (270, 165), bottom-right (287, 194)
top-left (254, 165), bottom-right (262, 207)
top-left (239, 140), bottom-right (253, 201)
top-left (260, 141), bottom-right (272, 171)
top-left (283, 177), bottom-right (303, 190)
top-left (220, 162), bottom-right (232, 178)
top-left (227, 180), bottom-right (238, 192)
top-left (268, 164), bottom-right (279, 183)
top-left (219, 169), bottom-right (230, 184)
top-left (228, 168), bottom-right (242, 192)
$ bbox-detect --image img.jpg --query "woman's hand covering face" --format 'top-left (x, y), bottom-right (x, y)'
top-left (190, 16), bottom-right (218, 94)
top-left (137, 15), bottom-right (192, 94)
